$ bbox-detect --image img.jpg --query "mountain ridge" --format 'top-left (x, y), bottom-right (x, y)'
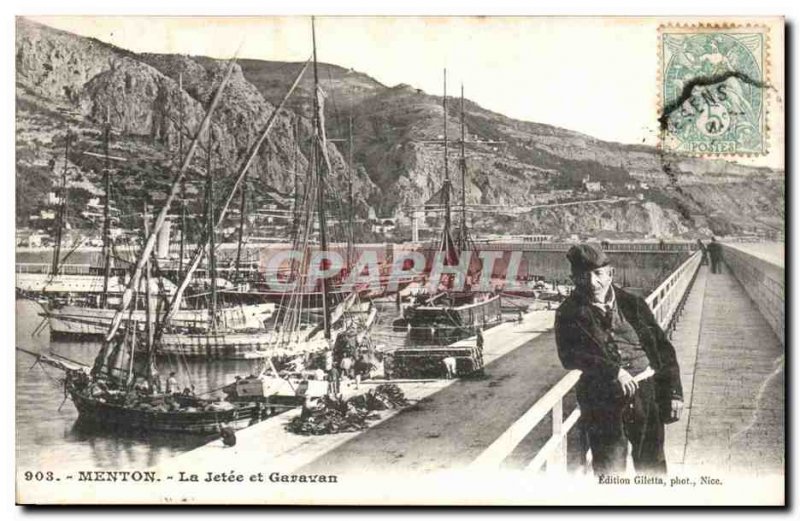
top-left (15, 17), bottom-right (784, 240)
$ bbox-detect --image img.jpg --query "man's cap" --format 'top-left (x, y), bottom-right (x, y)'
top-left (566, 243), bottom-right (610, 273)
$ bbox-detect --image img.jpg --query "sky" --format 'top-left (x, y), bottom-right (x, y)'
top-left (25, 15), bottom-right (784, 169)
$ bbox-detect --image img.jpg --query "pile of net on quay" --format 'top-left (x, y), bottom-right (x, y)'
top-left (287, 384), bottom-right (408, 436)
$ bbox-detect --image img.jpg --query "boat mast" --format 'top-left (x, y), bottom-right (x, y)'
top-left (312, 17), bottom-right (332, 340)
top-left (126, 303), bottom-right (137, 387)
top-left (442, 69), bottom-right (451, 237)
top-left (51, 130), bottom-right (70, 276)
top-left (347, 114), bottom-right (355, 269)
top-left (437, 68), bottom-right (457, 267)
top-left (292, 113), bottom-right (300, 237)
top-left (143, 203), bottom-right (154, 367)
top-left (143, 203), bottom-right (157, 388)
top-left (458, 84), bottom-right (467, 251)
top-left (206, 129), bottom-right (218, 332)
top-left (101, 116), bottom-right (112, 307)
top-left (178, 72), bottom-right (187, 281)
top-left (233, 170), bottom-right (247, 283)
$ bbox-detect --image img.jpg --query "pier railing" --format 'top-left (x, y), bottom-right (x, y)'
top-left (16, 263), bottom-right (93, 275)
top-left (420, 241), bottom-right (696, 253)
top-left (470, 249), bottom-right (702, 473)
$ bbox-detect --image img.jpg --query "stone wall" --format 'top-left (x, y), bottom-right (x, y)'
top-left (721, 244), bottom-right (785, 346)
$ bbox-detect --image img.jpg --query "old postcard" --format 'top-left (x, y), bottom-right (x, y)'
top-left (14, 15), bottom-right (785, 505)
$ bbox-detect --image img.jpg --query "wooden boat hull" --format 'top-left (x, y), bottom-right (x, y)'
top-left (157, 331), bottom-right (331, 359)
top-left (395, 294), bottom-right (503, 344)
top-left (156, 302), bottom-right (377, 360)
top-left (69, 389), bottom-right (266, 434)
top-left (44, 303), bottom-right (275, 337)
top-left (229, 288), bottom-right (350, 309)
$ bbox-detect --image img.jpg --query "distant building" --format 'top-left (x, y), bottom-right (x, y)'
top-left (629, 170), bottom-right (668, 184)
top-left (495, 234), bottom-right (553, 244)
top-left (371, 218), bottom-right (396, 235)
top-left (26, 232), bottom-right (47, 248)
top-left (40, 209), bottom-right (56, 220)
top-left (691, 214), bottom-right (709, 228)
top-left (582, 176), bottom-right (603, 193)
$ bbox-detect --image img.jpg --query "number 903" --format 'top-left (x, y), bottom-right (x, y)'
top-left (24, 471), bottom-right (54, 481)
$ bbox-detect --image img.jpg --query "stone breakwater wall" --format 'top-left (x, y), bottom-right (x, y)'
top-left (721, 244), bottom-right (785, 346)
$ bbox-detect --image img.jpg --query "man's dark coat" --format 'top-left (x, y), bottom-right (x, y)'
top-left (707, 241), bottom-right (722, 261)
top-left (555, 285), bottom-right (682, 411)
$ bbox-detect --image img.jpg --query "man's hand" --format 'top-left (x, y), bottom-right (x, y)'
top-left (670, 399), bottom-right (684, 422)
top-left (617, 368), bottom-right (638, 397)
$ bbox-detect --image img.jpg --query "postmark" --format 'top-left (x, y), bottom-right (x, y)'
top-left (658, 25), bottom-right (769, 156)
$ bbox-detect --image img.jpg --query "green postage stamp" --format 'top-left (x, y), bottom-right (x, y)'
top-left (659, 25), bottom-right (769, 156)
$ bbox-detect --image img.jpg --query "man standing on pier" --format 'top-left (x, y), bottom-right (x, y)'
top-left (555, 244), bottom-right (683, 476)
top-left (707, 237), bottom-right (723, 274)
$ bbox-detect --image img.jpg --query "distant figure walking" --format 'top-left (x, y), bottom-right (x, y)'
top-left (328, 366), bottom-right (340, 396)
top-left (442, 356), bottom-right (457, 379)
top-left (475, 328), bottom-right (486, 376)
top-left (696, 239), bottom-right (708, 266)
top-left (707, 237), bottom-right (723, 274)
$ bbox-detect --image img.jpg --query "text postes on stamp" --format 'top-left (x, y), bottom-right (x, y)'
top-left (659, 26), bottom-right (768, 156)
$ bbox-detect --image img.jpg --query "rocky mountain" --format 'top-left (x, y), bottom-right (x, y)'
top-left (15, 18), bottom-right (377, 244)
top-left (15, 17), bottom-right (784, 241)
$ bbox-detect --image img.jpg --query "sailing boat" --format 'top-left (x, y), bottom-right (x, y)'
top-left (23, 56), bottom-right (275, 434)
top-left (393, 75), bottom-right (502, 345)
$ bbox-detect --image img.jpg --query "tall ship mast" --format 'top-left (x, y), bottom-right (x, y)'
top-left (392, 75), bottom-right (501, 347)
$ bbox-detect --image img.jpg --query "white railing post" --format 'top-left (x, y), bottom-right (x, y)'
top-left (546, 399), bottom-right (566, 472)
